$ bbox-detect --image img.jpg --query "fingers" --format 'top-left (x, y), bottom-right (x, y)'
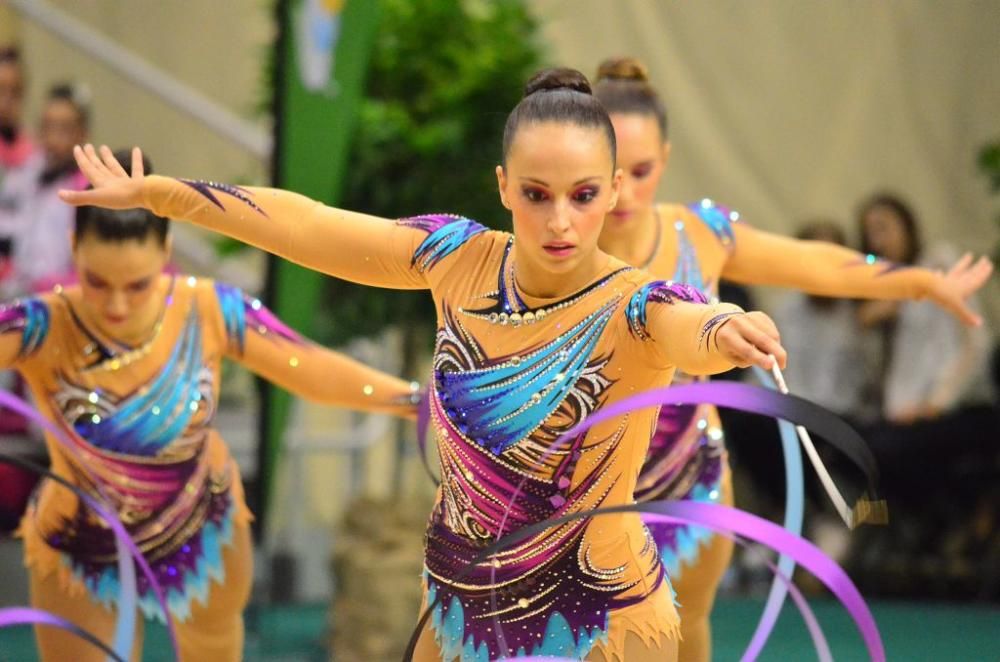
top-left (131, 146), bottom-right (145, 179)
top-left (951, 301), bottom-right (981, 327)
top-left (948, 252), bottom-right (974, 278)
top-left (741, 320), bottom-right (787, 369)
top-left (99, 145), bottom-right (128, 178)
top-left (57, 188), bottom-right (103, 207)
top-left (82, 144), bottom-right (111, 180)
top-left (72, 144), bottom-right (105, 185)
top-left (722, 334), bottom-right (778, 371)
top-left (970, 256), bottom-right (994, 286)
top-left (717, 313), bottom-right (788, 370)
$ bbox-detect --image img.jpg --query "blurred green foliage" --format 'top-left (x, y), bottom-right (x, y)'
top-left (977, 141), bottom-right (1000, 265)
top-left (315, 0), bottom-right (543, 348)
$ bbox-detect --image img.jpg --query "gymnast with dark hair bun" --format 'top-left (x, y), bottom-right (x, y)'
top-left (61, 68), bottom-right (789, 661)
top-left (592, 55), bottom-right (993, 661)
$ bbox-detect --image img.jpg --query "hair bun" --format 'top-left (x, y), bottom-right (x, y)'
top-left (596, 57), bottom-right (649, 83)
top-left (524, 67), bottom-right (593, 98)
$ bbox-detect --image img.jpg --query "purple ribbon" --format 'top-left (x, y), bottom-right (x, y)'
top-left (0, 607), bottom-right (126, 662)
top-left (405, 381), bottom-right (885, 661)
top-left (511, 517), bottom-right (832, 662)
top-left (0, 390), bottom-right (179, 661)
top-left (746, 366), bottom-right (806, 660)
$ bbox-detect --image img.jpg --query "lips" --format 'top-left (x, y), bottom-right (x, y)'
top-left (104, 314), bottom-right (127, 325)
top-left (543, 242), bottom-right (575, 258)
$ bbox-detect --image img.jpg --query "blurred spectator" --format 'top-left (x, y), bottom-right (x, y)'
top-left (857, 193), bottom-right (992, 423)
top-left (0, 82), bottom-right (88, 298)
top-left (0, 46), bottom-right (33, 175)
top-left (0, 46), bottom-right (34, 278)
top-left (773, 220), bottom-right (866, 417)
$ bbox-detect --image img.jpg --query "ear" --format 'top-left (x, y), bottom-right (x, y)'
top-left (608, 167), bottom-right (624, 211)
top-left (495, 165), bottom-right (511, 210)
top-left (661, 140), bottom-right (672, 171)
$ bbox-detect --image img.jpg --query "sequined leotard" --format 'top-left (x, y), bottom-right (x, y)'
top-left (1, 275), bottom-right (417, 660)
top-left (138, 176), bottom-right (747, 661)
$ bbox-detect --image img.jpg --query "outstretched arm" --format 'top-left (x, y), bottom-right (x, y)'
top-left (634, 282), bottom-right (787, 375)
top-left (723, 223), bottom-right (992, 326)
top-left (60, 145), bottom-right (433, 290)
top-left (216, 284), bottom-right (418, 419)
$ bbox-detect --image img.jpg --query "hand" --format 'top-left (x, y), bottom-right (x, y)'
top-left (926, 252), bottom-right (993, 327)
top-left (714, 311), bottom-right (787, 371)
top-left (57, 144), bottom-right (147, 210)
top-left (889, 402), bottom-right (942, 425)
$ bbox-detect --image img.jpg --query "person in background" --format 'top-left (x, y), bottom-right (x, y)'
top-left (591, 56), bottom-right (993, 662)
top-left (5, 149), bottom-right (421, 662)
top-left (0, 47), bottom-right (41, 528)
top-left (0, 46), bottom-right (33, 176)
top-left (0, 82), bottom-right (89, 299)
top-left (0, 46), bottom-right (36, 274)
top-left (857, 193), bottom-right (993, 423)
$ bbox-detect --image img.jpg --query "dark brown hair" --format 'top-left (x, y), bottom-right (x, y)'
top-left (75, 149), bottom-right (170, 246)
top-left (501, 67), bottom-right (616, 167)
top-left (47, 82), bottom-right (91, 130)
top-left (593, 56), bottom-right (668, 139)
top-left (857, 192), bottom-right (922, 265)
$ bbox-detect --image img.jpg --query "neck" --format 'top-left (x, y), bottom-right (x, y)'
top-left (598, 204), bottom-right (659, 267)
top-left (512, 242), bottom-right (608, 299)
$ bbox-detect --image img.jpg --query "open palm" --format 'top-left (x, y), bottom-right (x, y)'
top-left (58, 144), bottom-right (148, 210)
top-left (928, 253), bottom-right (994, 326)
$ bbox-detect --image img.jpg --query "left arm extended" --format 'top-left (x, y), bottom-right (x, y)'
top-left (723, 224), bottom-right (992, 326)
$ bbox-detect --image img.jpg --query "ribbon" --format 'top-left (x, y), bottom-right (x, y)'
top-left (406, 502), bottom-right (882, 661)
top-left (0, 607), bottom-right (126, 662)
top-left (406, 381), bottom-right (885, 661)
top-left (0, 390), bottom-right (179, 661)
top-left (744, 366), bottom-right (806, 661)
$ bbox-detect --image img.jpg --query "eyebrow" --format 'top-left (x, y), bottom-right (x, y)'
top-left (519, 176), bottom-right (602, 187)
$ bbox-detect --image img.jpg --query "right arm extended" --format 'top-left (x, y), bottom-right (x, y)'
top-left (60, 145), bottom-right (432, 290)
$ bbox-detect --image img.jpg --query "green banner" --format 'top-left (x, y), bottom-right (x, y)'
top-left (261, 0), bottom-right (380, 526)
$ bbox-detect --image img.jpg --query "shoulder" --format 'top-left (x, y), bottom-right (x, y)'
top-left (0, 293), bottom-right (55, 358)
top-left (397, 214), bottom-right (493, 273)
top-left (684, 198), bottom-right (741, 248)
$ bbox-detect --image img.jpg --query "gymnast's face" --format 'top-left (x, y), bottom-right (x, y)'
top-left (497, 121), bottom-right (621, 277)
top-left (73, 233), bottom-right (170, 340)
top-left (604, 113), bottom-right (669, 232)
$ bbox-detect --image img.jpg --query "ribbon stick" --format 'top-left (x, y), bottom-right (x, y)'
top-left (769, 363), bottom-right (886, 529)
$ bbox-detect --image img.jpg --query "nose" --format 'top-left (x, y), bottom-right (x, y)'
top-left (547, 199), bottom-right (572, 235)
top-left (106, 290), bottom-right (128, 317)
top-left (616, 177), bottom-right (635, 210)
